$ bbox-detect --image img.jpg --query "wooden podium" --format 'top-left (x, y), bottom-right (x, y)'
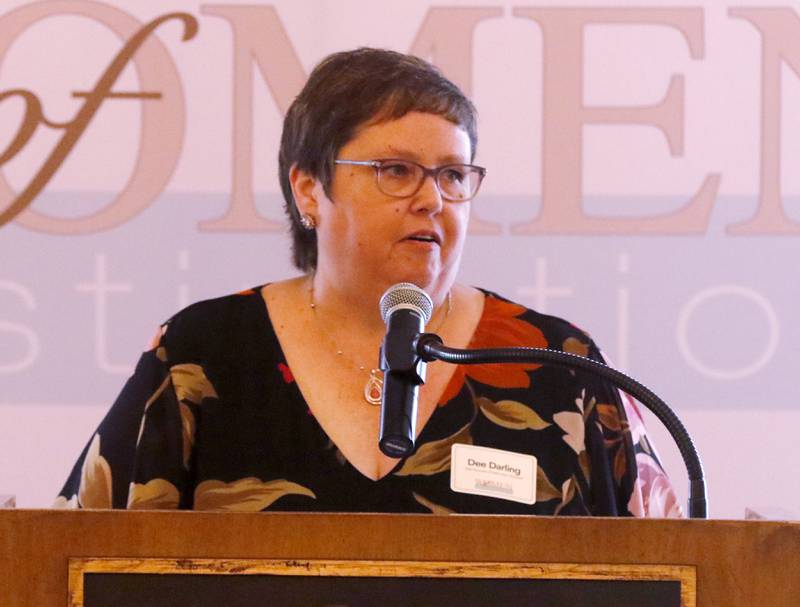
top-left (1, 509), bottom-right (798, 606)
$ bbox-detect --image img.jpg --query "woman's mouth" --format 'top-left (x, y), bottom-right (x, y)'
top-left (403, 231), bottom-right (441, 246)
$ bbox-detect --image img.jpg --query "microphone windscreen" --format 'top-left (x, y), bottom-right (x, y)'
top-left (379, 283), bottom-right (433, 324)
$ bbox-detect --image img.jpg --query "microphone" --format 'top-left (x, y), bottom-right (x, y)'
top-left (378, 283), bottom-right (433, 457)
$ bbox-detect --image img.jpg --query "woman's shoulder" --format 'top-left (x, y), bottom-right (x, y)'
top-left (474, 287), bottom-right (599, 355)
top-left (157, 287), bottom-right (267, 359)
top-left (165, 286), bottom-right (264, 329)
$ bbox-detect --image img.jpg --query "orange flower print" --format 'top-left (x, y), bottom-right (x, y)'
top-left (438, 296), bottom-right (548, 405)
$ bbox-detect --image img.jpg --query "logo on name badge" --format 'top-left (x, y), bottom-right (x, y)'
top-left (450, 444), bottom-right (537, 505)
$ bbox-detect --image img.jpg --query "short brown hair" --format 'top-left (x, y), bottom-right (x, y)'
top-left (278, 48), bottom-right (478, 272)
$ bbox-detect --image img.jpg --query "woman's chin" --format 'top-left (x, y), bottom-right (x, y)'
top-left (384, 264), bottom-right (444, 294)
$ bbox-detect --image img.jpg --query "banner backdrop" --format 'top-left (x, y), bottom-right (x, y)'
top-left (1, 0), bottom-right (799, 517)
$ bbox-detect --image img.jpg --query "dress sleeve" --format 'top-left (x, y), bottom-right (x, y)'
top-left (587, 349), bottom-right (683, 518)
top-left (54, 327), bottom-right (200, 509)
top-left (621, 393), bottom-right (683, 518)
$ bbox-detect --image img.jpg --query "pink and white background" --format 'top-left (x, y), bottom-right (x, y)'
top-left (1, 0), bottom-right (799, 518)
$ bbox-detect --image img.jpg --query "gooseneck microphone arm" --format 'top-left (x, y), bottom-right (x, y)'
top-left (415, 332), bottom-right (708, 519)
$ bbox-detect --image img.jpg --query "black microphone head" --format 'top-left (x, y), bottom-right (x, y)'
top-left (379, 283), bottom-right (433, 324)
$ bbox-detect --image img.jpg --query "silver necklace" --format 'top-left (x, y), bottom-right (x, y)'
top-left (309, 282), bottom-right (452, 406)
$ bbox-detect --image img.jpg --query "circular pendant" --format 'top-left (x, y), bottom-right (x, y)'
top-left (364, 369), bottom-right (383, 406)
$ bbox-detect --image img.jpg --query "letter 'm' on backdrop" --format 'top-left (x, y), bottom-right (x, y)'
top-left (1, 1), bottom-right (798, 517)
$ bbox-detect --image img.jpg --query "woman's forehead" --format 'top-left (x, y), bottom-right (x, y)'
top-left (342, 112), bottom-right (472, 161)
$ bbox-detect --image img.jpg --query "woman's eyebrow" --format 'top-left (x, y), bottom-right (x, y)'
top-left (380, 147), bottom-right (468, 165)
top-left (380, 146), bottom-right (419, 160)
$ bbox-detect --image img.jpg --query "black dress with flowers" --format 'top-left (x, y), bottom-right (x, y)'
top-left (56, 288), bottom-right (680, 517)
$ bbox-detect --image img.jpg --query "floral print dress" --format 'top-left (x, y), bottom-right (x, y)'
top-left (56, 288), bottom-right (681, 517)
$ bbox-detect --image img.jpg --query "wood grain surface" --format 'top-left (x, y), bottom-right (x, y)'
top-left (1, 509), bottom-right (797, 606)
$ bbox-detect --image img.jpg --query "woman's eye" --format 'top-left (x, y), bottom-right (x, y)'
top-left (381, 162), bottom-right (412, 178)
top-left (442, 167), bottom-right (466, 183)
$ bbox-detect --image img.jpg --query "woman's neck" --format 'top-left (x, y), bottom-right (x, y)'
top-left (309, 273), bottom-right (385, 336)
top-left (308, 271), bottom-right (453, 342)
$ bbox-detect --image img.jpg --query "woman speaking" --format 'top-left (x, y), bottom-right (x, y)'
top-left (57, 48), bottom-right (679, 517)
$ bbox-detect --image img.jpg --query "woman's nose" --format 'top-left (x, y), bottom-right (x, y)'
top-left (410, 173), bottom-right (445, 213)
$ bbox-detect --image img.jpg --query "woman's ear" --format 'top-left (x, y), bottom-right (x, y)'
top-left (289, 164), bottom-right (320, 222)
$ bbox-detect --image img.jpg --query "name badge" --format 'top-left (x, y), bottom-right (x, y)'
top-left (450, 444), bottom-right (537, 505)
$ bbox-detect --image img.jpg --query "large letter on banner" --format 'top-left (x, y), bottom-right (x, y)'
top-left (200, 5), bottom-right (305, 232)
top-left (728, 8), bottom-right (800, 235)
top-left (512, 7), bottom-right (720, 235)
top-left (0, 2), bottom-right (196, 233)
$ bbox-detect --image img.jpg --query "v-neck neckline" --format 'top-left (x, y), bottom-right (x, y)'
top-left (254, 284), bottom-right (481, 483)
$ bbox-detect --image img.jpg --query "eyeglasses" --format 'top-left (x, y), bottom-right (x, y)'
top-left (334, 158), bottom-right (486, 202)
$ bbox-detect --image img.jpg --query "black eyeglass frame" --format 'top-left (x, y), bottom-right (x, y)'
top-left (334, 158), bottom-right (487, 202)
